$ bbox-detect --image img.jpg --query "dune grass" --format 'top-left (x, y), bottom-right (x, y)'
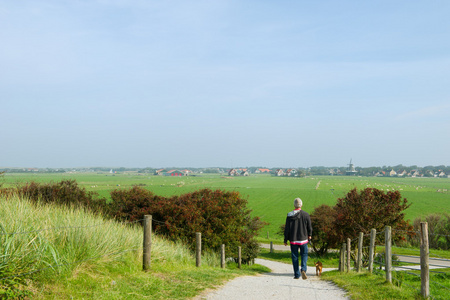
top-left (0, 195), bottom-right (269, 299)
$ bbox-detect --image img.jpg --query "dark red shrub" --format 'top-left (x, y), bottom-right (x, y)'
top-left (310, 204), bottom-right (339, 256)
top-left (108, 186), bottom-right (165, 222)
top-left (108, 187), bottom-right (266, 262)
top-left (14, 180), bottom-right (107, 213)
top-left (334, 188), bottom-right (412, 243)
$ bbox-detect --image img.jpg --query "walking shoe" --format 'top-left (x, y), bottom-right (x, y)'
top-left (294, 276), bottom-right (300, 279)
top-left (301, 271), bottom-right (307, 280)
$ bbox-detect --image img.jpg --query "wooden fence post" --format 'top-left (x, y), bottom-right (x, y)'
top-left (340, 243), bottom-right (346, 273)
top-left (368, 228), bottom-right (376, 273)
top-left (420, 222), bottom-right (430, 298)
top-left (196, 232), bottom-right (201, 267)
top-left (346, 238), bottom-right (351, 272)
top-left (357, 232), bottom-right (363, 272)
top-left (221, 244), bottom-right (225, 269)
top-left (270, 241), bottom-right (274, 253)
top-left (143, 215), bottom-right (152, 271)
top-left (238, 246), bottom-right (242, 269)
top-left (385, 226), bottom-right (392, 283)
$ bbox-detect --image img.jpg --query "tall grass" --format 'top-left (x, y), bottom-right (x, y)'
top-left (1, 194), bottom-right (141, 278)
top-left (0, 194), bottom-right (267, 299)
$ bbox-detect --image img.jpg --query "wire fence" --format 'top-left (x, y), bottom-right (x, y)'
top-left (340, 224), bottom-right (450, 300)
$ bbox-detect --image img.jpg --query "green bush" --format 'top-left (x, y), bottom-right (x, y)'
top-left (109, 187), bottom-right (266, 263)
top-left (412, 213), bottom-right (450, 249)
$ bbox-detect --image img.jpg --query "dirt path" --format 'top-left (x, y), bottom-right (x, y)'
top-left (198, 258), bottom-right (349, 300)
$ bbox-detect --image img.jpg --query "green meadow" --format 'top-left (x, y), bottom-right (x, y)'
top-left (2, 173), bottom-right (449, 240)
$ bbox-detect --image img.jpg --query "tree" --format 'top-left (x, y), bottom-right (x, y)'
top-left (333, 188), bottom-right (412, 243)
top-left (309, 205), bottom-right (339, 256)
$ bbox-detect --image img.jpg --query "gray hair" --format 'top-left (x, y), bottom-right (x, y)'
top-left (294, 198), bottom-right (302, 208)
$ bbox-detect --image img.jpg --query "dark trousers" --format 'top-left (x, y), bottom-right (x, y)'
top-left (290, 243), bottom-right (308, 278)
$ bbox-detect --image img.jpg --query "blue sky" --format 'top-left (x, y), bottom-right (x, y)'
top-left (1, 1), bottom-right (449, 168)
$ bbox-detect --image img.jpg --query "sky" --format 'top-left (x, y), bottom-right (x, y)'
top-left (1, 0), bottom-right (449, 168)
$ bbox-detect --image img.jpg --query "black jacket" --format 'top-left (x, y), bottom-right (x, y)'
top-left (284, 209), bottom-right (312, 244)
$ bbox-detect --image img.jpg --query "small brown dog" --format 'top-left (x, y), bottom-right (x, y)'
top-left (315, 261), bottom-right (323, 276)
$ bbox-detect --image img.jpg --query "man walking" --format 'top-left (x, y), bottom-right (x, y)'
top-left (284, 197), bottom-right (312, 279)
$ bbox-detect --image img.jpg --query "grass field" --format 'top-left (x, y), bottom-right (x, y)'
top-left (2, 173), bottom-right (449, 240)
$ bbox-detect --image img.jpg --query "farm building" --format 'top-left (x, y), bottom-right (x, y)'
top-left (180, 169), bottom-right (192, 175)
top-left (228, 168), bottom-right (249, 176)
top-left (329, 168), bottom-right (344, 176)
top-left (164, 170), bottom-right (186, 176)
top-left (155, 169), bottom-right (191, 176)
top-left (285, 169), bottom-right (298, 176)
top-left (155, 169), bottom-right (166, 176)
top-left (255, 168), bottom-right (271, 173)
top-left (436, 171), bottom-right (446, 177)
top-left (275, 169), bottom-right (285, 176)
top-left (409, 170), bottom-right (420, 177)
top-left (397, 170), bottom-right (407, 177)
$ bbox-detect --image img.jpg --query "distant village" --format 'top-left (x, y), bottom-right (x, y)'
top-left (2, 163), bottom-right (449, 178)
top-left (152, 167), bottom-right (449, 178)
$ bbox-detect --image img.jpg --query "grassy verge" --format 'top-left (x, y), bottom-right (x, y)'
top-left (323, 268), bottom-right (450, 300)
top-left (0, 195), bottom-right (269, 299)
top-left (323, 270), bottom-right (420, 299)
top-left (258, 247), bottom-right (450, 299)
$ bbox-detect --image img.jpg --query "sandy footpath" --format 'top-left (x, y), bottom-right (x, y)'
top-left (197, 258), bottom-right (349, 300)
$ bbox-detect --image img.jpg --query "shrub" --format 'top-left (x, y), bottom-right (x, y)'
top-left (108, 186), bottom-right (164, 222)
top-left (309, 204), bottom-right (339, 256)
top-left (109, 187), bottom-right (266, 262)
top-left (333, 188), bottom-right (413, 244)
top-left (412, 213), bottom-right (450, 249)
top-left (12, 180), bottom-right (107, 213)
